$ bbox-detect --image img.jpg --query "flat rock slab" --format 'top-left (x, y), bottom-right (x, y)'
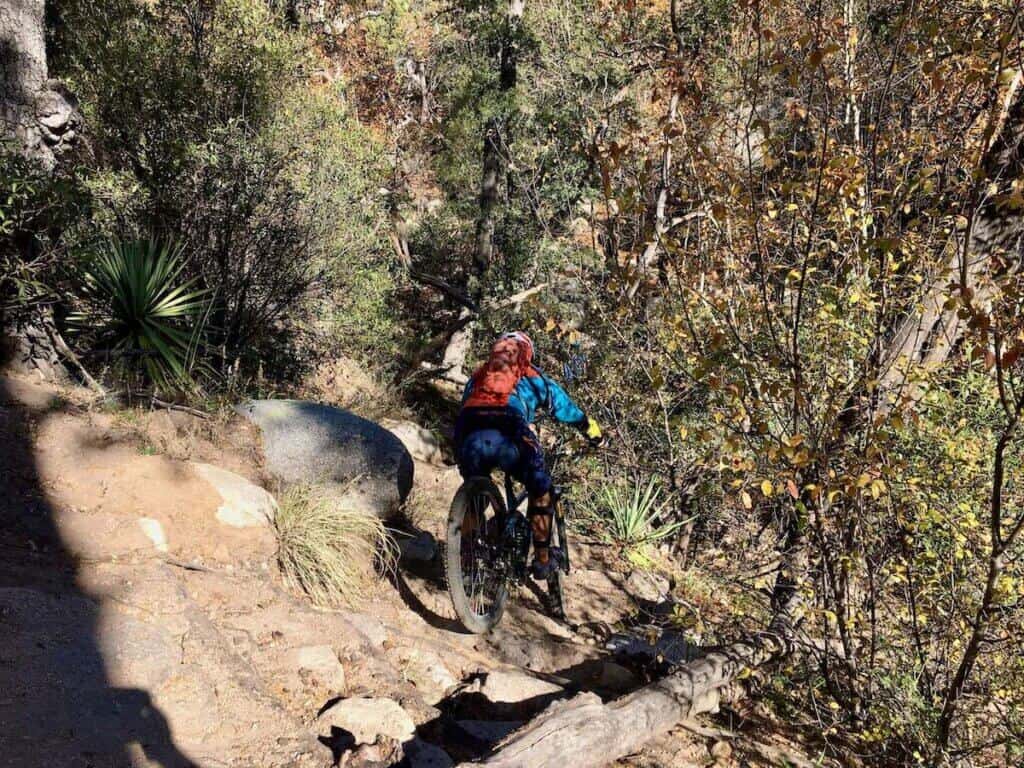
top-left (0, 587), bottom-right (187, 766)
top-left (381, 418), bottom-right (445, 464)
top-left (318, 696), bottom-right (416, 745)
top-left (237, 400), bottom-right (414, 519)
top-left (192, 462), bottom-right (278, 527)
top-left (288, 644), bottom-right (346, 693)
top-left (450, 670), bottom-right (567, 720)
top-left (396, 647), bottom-right (457, 705)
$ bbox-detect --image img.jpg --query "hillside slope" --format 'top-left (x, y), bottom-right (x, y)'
top-left (0, 371), bottom-right (829, 768)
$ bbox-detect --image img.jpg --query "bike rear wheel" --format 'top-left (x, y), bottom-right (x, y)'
top-left (446, 476), bottom-right (509, 634)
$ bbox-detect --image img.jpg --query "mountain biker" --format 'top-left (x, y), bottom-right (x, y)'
top-left (454, 331), bottom-right (602, 579)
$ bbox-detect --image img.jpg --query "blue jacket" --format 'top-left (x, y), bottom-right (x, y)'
top-left (462, 368), bottom-right (585, 427)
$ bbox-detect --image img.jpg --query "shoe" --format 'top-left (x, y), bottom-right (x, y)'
top-left (529, 547), bottom-right (566, 580)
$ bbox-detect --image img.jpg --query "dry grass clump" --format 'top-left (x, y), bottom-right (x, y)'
top-left (275, 484), bottom-right (398, 607)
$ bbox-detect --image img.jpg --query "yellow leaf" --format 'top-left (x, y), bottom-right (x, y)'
top-left (761, 480), bottom-right (773, 497)
top-left (741, 491), bottom-right (753, 509)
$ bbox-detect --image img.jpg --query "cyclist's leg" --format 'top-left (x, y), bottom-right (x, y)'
top-left (509, 429), bottom-right (560, 574)
top-left (457, 429), bottom-right (507, 537)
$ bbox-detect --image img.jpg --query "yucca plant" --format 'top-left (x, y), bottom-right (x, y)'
top-left (71, 239), bottom-right (210, 390)
top-left (602, 479), bottom-right (687, 547)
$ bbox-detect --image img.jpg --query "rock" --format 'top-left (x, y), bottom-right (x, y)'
top-left (318, 697), bottom-right (415, 746)
top-left (597, 661), bottom-right (640, 693)
top-left (710, 739), bottom-right (732, 762)
top-left (344, 612), bottom-right (388, 650)
top-left (467, 670), bottom-right (565, 718)
top-left (381, 419), bottom-right (445, 464)
top-left (350, 742), bottom-right (385, 764)
top-left (623, 570), bottom-right (670, 603)
top-left (0, 588), bottom-right (183, 765)
top-left (35, 88), bottom-right (75, 131)
top-left (479, 670), bottom-right (563, 703)
top-left (606, 630), bottom-right (698, 666)
top-left (401, 738), bottom-right (454, 768)
top-left (398, 530), bottom-right (438, 562)
top-left (237, 400), bottom-right (414, 518)
top-left (97, 606), bottom-right (182, 690)
top-left (192, 462), bottom-right (278, 527)
top-left (138, 517), bottom-right (169, 552)
top-left (289, 645), bottom-right (346, 692)
top-left (399, 648), bottom-right (457, 705)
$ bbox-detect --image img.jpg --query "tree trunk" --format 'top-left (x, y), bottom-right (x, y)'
top-left (441, 0), bottom-right (525, 377)
top-left (1, 0), bottom-right (80, 378)
top-left (472, 121), bottom-right (504, 292)
top-left (0, 0), bottom-right (80, 168)
top-left (460, 590), bottom-right (803, 768)
top-left (627, 91), bottom-right (679, 300)
top-left (877, 70), bottom-right (1024, 404)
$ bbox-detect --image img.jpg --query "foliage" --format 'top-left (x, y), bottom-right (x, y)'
top-left (37, 0), bottom-right (396, 381)
top-left (566, 0), bottom-right (1024, 762)
top-left (275, 483), bottom-right (398, 607)
top-left (0, 148), bottom-right (91, 314)
top-left (601, 478), bottom-right (686, 547)
top-left (69, 239), bottom-right (209, 390)
top-left (9, 0), bottom-right (1024, 761)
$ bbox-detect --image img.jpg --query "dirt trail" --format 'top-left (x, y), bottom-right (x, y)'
top-left (0, 371), bottom-right (821, 768)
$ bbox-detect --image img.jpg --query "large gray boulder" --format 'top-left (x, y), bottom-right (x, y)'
top-left (237, 399), bottom-right (414, 518)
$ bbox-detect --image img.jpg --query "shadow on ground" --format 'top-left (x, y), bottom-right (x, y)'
top-left (0, 373), bottom-right (196, 767)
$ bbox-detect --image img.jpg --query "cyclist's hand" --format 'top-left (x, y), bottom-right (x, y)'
top-left (584, 416), bottom-right (603, 449)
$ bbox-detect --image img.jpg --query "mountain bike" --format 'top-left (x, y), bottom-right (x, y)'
top-left (445, 450), bottom-right (573, 634)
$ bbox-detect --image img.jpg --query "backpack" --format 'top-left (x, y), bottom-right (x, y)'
top-left (464, 335), bottom-right (549, 409)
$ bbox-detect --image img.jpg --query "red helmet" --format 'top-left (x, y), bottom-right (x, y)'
top-left (497, 331), bottom-right (534, 363)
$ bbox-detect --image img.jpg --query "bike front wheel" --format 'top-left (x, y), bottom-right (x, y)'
top-left (546, 510), bottom-right (567, 620)
top-left (446, 476), bottom-right (509, 634)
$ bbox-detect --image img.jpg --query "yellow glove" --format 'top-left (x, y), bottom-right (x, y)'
top-left (584, 416), bottom-right (603, 446)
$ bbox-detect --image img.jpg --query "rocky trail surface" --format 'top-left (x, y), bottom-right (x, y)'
top-left (0, 372), bottom-right (820, 768)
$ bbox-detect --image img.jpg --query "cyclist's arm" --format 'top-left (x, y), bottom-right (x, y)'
top-left (543, 376), bottom-right (586, 426)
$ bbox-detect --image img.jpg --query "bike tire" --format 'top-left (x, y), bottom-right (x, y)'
top-left (446, 476), bottom-right (509, 634)
top-left (546, 510), bottom-right (568, 620)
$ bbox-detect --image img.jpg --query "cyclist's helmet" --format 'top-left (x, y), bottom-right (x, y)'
top-left (497, 331), bottom-right (534, 365)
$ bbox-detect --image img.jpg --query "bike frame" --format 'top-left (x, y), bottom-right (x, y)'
top-left (504, 473), bottom-right (529, 513)
top-left (500, 469), bottom-right (571, 575)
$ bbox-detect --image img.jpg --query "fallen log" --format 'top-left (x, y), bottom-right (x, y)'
top-left (460, 602), bottom-right (800, 768)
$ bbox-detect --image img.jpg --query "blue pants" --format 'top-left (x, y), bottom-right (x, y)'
top-left (455, 407), bottom-right (552, 496)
